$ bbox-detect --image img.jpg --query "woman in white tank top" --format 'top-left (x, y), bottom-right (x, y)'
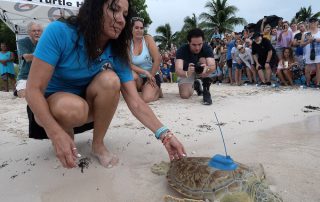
top-left (130, 17), bottom-right (162, 103)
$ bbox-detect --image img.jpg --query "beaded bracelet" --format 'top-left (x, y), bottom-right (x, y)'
top-left (155, 126), bottom-right (169, 139)
top-left (162, 133), bottom-right (173, 145)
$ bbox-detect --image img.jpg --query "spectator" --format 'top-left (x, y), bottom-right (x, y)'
top-left (175, 28), bottom-right (216, 105)
top-left (225, 33), bottom-right (236, 84)
top-left (252, 32), bottom-right (278, 85)
top-left (276, 47), bottom-right (296, 86)
top-left (290, 22), bottom-right (299, 36)
top-left (16, 21), bottom-right (43, 98)
top-left (238, 44), bottom-right (257, 84)
top-left (0, 42), bottom-right (16, 92)
top-left (275, 21), bottom-right (293, 57)
top-left (292, 22), bottom-right (306, 70)
top-left (231, 39), bottom-right (243, 85)
top-left (25, 0), bottom-right (186, 169)
top-left (130, 17), bottom-right (162, 103)
top-left (301, 18), bottom-right (320, 87)
top-left (160, 63), bottom-right (172, 83)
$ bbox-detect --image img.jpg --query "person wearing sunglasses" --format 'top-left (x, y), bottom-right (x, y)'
top-left (130, 17), bottom-right (162, 103)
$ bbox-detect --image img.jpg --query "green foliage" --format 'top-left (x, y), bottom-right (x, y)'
top-left (154, 23), bottom-right (178, 51)
top-left (131, 0), bottom-right (152, 28)
top-left (0, 20), bottom-right (16, 55)
top-left (294, 6), bottom-right (320, 23)
top-left (199, 0), bottom-right (247, 35)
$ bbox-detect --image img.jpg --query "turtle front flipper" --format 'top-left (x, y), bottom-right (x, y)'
top-left (164, 195), bottom-right (205, 202)
top-left (151, 161), bottom-right (170, 176)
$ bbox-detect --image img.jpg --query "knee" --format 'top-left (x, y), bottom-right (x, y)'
top-left (51, 99), bottom-right (89, 126)
top-left (98, 71), bottom-right (121, 91)
top-left (142, 96), bottom-right (155, 103)
top-left (179, 93), bottom-right (192, 99)
top-left (17, 90), bottom-right (26, 98)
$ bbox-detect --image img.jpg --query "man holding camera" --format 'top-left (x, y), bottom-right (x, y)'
top-left (175, 28), bottom-right (216, 105)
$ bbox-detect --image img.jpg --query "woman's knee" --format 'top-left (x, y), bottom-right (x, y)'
top-left (96, 70), bottom-right (121, 91)
top-left (49, 97), bottom-right (89, 126)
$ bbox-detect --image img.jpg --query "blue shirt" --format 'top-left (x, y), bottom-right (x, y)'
top-left (17, 37), bottom-right (36, 80)
top-left (34, 21), bottom-right (133, 95)
top-left (226, 40), bottom-right (235, 60)
top-left (0, 51), bottom-right (15, 75)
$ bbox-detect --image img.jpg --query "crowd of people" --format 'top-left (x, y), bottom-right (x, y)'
top-left (159, 17), bottom-right (320, 91)
top-left (0, 0), bottom-right (319, 169)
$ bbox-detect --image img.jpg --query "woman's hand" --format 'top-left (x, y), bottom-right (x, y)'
top-left (162, 132), bottom-right (187, 161)
top-left (144, 71), bottom-right (156, 87)
top-left (50, 132), bottom-right (79, 168)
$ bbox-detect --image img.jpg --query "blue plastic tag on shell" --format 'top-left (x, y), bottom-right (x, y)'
top-left (208, 154), bottom-right (238, 171)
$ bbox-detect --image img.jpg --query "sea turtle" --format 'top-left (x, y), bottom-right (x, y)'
top-left (151, 157), bottom-right (283, 202)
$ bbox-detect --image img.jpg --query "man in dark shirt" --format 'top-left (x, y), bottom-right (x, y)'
top-left (251, 32), bottom-right (278, 85)
top-left (292, 22), bottom-right (306, 68)
top-left (175, 28), bottom-right (216, 105)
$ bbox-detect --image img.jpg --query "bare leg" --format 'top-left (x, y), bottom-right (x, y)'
top-left (251, 68), bottom-right (257, 83)
top-left (265, 66), bottom-right (272, 82)
top-left (86, 70), bottom-right (121, 168)
top-left (42, 92), bottom-right (90, 141)
top-left (305, 65), bottom-right (311, 86)
top-left (316, 63), bottom-right (320, 86)
top-left (277, 70), bottom-right (287, 85)
top-left (178, 83), bottom-right (193, 99)
top-left (141, 82), bottom-right (160, 103)
top-left (246, 67), bottom-right (253, 83)
top-left (257, 69), bottom-right (266, 83)
top-left (235, 69), bottom-right (239, 85)
top-left (17, 89), bottom-right (26, 98)
top-left (283, 70), bottom-right (293, 85)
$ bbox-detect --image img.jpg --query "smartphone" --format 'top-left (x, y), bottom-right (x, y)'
top-left (305, 32), bottom-right (312, 37)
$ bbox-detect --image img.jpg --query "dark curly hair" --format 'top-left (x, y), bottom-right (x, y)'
top-left (66, 0), bottom-right (133, 63)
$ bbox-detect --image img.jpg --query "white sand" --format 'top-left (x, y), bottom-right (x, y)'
top-left (0, 83), bottom-right (320, 202)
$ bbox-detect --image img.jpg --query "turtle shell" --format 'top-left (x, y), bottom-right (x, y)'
top-left (166, 157), bottom-right (261, 201)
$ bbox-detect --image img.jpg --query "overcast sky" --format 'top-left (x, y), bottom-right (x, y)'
top-left (145, 0), bottom-right (320, 36)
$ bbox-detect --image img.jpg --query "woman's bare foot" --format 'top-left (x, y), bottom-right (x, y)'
top-left (91, 144), bottom-right (119, 168)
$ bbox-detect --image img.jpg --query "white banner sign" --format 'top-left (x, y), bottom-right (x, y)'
top-left (0, 0), bottom-right (83, 35)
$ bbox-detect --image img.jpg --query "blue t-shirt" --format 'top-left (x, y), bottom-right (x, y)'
top-left (34, 21), bottom-right (133, 95)
top-left (161, 66), bottom-right (171, 77)
top-left (226, 40), bottom-right (235, 60)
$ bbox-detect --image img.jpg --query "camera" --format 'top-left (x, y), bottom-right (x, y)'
top-left (194, 62), bottom-right (204, 74)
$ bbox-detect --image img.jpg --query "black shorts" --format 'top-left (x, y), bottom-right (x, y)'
top-left (227, 59), bottom-right (233, 68)
top-left (27, 106), bottom-right (94, 139)
top-left (142, 74), bottom-right (161, 88)
top-left (27, 91), bottom-right (94, 139)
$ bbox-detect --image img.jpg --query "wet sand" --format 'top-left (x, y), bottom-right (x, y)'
top-left (233, 116), bottom-right (320, 202)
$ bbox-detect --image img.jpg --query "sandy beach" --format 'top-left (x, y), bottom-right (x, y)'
top-left (0, 83), bottom-right (320, 202)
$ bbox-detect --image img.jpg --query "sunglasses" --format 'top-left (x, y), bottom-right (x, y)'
top-left (131, 17), bottom-right (144, 23)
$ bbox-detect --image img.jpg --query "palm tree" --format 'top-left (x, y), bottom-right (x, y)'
top-left (199, 0), bottom-right (247, 35)
top-left (294, 6), bottom-right (320, 22)
top-left (154, 23), bottom-right (177, 51)
top-left (182, 13), bottom-right (199, 32)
